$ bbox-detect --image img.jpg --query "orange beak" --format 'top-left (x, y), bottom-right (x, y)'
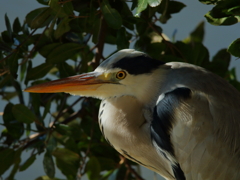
top-left (24, 72), bottom-right (111, 93)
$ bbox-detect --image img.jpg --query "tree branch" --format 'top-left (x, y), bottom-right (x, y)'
top-left (90, 16), bottom-right (107, 69)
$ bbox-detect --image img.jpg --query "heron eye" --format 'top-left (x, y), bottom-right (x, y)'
top-left (116, 71), bottom-right (127, 80)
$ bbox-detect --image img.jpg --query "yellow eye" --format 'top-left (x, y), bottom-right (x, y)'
top-left (116, 71), bottom-right (127, 80)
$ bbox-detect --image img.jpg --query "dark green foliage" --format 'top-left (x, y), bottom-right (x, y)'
top-left (0, 0), bottom-right (239, 179)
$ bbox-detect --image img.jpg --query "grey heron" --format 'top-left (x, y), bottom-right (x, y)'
top-left (25, 49), bottom-right (240, 180)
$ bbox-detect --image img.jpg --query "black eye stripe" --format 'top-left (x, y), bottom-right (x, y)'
top-left (112, 55), bottom-right (165, 75)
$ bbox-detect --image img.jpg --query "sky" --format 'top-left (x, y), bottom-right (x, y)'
top-left (0, 0), bottom-right (240, 180)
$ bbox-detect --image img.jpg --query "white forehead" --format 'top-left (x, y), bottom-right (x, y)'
top-left (95, 49), bottom-right (145, 72)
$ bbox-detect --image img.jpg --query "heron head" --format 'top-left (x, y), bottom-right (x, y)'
top-left (25, 49), bottom-right (166, 103)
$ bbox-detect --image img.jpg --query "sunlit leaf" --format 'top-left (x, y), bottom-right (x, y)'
top-left (148, 0), bottom-right (161, 7)
top-left (205, 12), bottom-right (239, 25)
top-left (228, 38), bottom-right (240, 58)
top-left (136, 0), bottom-right (148, 16)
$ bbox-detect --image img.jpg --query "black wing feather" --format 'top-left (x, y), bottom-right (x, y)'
top-left (151, 87), bottom-right (191, 180)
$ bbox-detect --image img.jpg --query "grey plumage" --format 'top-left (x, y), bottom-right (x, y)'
top-left (25, 49), bottom-right (240, 180)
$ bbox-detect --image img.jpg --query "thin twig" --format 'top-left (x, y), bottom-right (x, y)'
top-left (124, 158), bottom-right (145, 180)
top-left (90, 16), bottom-right (107, 69)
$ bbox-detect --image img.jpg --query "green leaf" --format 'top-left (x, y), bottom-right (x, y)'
top-left (19, 155), bottom-right (36, 171)
top-left (7, 148), bottom-right (22, 180)
top-left (116, 27), bottom-right (129, 50)
top-left (158, 0), bottom-right (186, 23)
top-left (13, 17), bottom-right (21, 34)
top-left (35, 176), bottom-right (62, 180)
top-left (227, 68), bottom-right (240, 91)
top-left (52, 148), bottom-right (80, 178)
top-left (204, 0), bottom-right (240, 26)
top-left (43, 151), bottom-right (55, 178)
top-left (106, 169), bottom-right (119, 180)
top-left (0, 40), bottom-right (11, 52)
top-left (0, 74), bottom-right (11, 88)
top-left (101, 0), bottom-right (122, 29)
top-left (63, 2), bottom-right (74, 15)
top-left (49, 0), bottom-right (68, 18)
top-left (86, 156), bottom-right (101, 180)
top-left (37, 0), bottom-right (49, 5)
top-left (3, 103), bottom-right (24, 139)
top-left (136, 0), bottom-right (148, 16)
top-left (1, 31), bottom-right (12, 43)
top-left (5, 14), bottom-right (12, 40)
top-left (227, 6), bottom-right (240, 16)
top-left (0, 149), bottom-right (15, 175)
top-left (46, 135), bottom-right (57, 153)
top-left (26, 63), bottom-right (54, 80)
top-left (54, 17), bottom-right (71, 39)
top-left (12, 104), bottom-right (37, 123)
top-left (174, 41), bottom-right (210, 66)
top-left (20, 60), bottom-right (27, 81)
top-left (199, 0), bottom-right (218, 5)
top-left (166, 1), bottom-right (186, 14)
top-left (228, 38), bottom-right (240, 58)
top-left (98, 157), bottom-right (116, 171)
top-left (190, 21), bottom-right (205, 43)
top-left (55, 124), bottom-right (72, 136)
top-left (205, 11), bottom-right (239, 26)
top-left (148, 0), bottom-right (161, 7)
top-left (146, 42), bottom-right (166, 59)
top-left (57, 62), bottom-right (75, 78)
top-left (43, 101), bottom-right (51, 120)
top-left (39, 43), bottom-right (61, 57)
top-left (26, 8), bottom-right (53, 29)
top-left (46, 43), bottom-right (82, 64)
top-left (52, 148), bottom-right (80, 163)
top-left (7, 52), bottom-right (19, 78)
top-left (209, 49), bottom-right (230, 77)
top-left (2, 92), bottom-right (18, 101)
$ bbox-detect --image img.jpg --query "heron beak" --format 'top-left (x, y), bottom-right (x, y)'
top-left (24, 72), bottom-right (112, 93)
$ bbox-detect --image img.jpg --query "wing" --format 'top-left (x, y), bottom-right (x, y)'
top-left (151, 87), bottom-right (240, 180)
